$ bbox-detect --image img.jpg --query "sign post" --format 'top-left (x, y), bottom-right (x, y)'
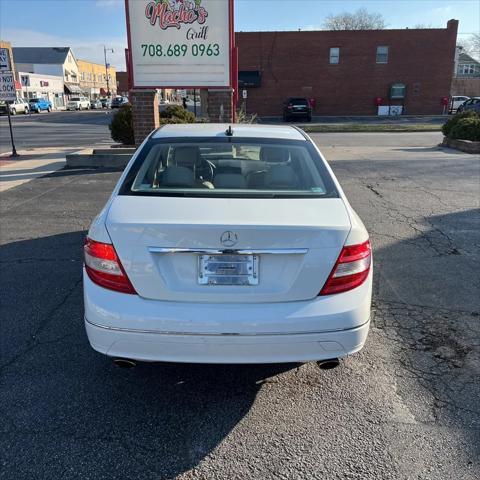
top-left (0, 71), bottom-right (19, 157)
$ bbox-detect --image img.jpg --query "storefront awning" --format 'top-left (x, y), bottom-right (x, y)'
top-left (239, 71), bottom-right (261, 88)
top-left (64, 83), bottom-right (82, 94)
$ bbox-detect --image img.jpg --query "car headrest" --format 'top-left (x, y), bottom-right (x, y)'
top-left (214, 173), bottom-right (247, 189)
top-left (260, 146), bottom-right (289, 163)
top-left (161, 166), bottom-right (195, 187)
top-left (172, 146), bottom-right (200, 168)
top-left (264, 165), bottom-right (299, 189)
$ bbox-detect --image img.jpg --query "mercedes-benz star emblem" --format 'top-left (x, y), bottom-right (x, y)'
top-left (220, 231), bottom-right (238, 247)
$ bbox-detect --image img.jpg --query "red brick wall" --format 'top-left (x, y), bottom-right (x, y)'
top-left (117, 72), bottom-right (129, 96)
top-left (207, 89), bottom-right (233, 122)
top-left (236, 20), bottom-right (458, 116)
top-left (130, 89), bottom-right (160, 146)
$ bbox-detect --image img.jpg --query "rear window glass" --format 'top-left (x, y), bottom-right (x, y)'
top-left (70, 97), bottom-right (80, 101)
top-left (120, 138), bottom-right (338, 198)
top-left (289, 98), bottom-right (309, 105)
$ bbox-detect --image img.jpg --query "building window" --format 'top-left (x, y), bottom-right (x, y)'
top-left (390, 83), bottom-right (406, 99)
top-left (329, 47), bottom-right (340, 64)
top-left (376, 46), bottom-right (389, 64)
top-left (459, 64), bottom-right (476, 75)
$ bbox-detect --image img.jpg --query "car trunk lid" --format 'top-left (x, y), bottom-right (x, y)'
top-left (106, 196), bottom-right (351, 303)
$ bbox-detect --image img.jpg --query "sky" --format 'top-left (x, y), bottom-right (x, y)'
top-left (0, 0), bottom-right (478, 70)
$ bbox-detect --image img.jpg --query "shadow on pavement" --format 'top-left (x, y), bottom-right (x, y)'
top-left (0, 231), bottom-right (295, 479)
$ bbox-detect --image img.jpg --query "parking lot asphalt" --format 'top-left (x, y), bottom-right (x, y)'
top-left (0, 132), bottom-right (479, 479)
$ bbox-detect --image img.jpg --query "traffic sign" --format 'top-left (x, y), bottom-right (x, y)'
top-left (0, 72), bottom-right (16, 101)
top-left (0, 48), bottom-right (11, 72)
top-left (242, 89), bottom-right (247, 99)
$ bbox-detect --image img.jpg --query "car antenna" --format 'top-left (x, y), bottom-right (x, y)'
top-left (225, 125), bottom-right (234, 136)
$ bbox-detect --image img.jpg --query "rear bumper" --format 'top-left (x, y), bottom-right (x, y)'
top-left (85, 317), bottom-right (370, 364)
top-left (84, 269), bottom-right (372, 363)
top-left (285, 111), bottom-right (310, 117)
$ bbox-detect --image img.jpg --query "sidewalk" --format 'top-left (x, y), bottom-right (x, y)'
top-left (0, 147), bottom-right (74, 193)
top-left (259, 115), bottom-right (448, 126)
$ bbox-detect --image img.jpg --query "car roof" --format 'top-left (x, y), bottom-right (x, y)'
top-left (152, 123), bottom-right (306, 141)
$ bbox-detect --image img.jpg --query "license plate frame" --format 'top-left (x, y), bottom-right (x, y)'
top-left (198, 254), bottom-right (259, 286)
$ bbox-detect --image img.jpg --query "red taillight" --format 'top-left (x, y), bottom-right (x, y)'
top-left (320, 240), bottom-right (371, 295)
top-left (84, 237), bottom-right (136, 294)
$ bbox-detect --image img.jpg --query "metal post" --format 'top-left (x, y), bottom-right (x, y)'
top-left (104, 46), bottom-right (110, 97)
top-left (104, 46), bottom-right (114, 97)
top-left (193, 88), bottom-right (197, 117)
top-left (6, 102), bottom-right (19, 158)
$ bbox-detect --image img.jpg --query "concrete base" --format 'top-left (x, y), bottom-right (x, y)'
top-left (442, 137), bottom-right (480, 154)
top-left (66, 148), bottom-right (135, 169)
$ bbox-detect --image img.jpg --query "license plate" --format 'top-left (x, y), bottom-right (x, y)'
top-left (198, 254), bottom-right (259, 285)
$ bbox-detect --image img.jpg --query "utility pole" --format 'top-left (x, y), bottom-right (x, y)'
top-left (104, 46), bottom-right (114, 97)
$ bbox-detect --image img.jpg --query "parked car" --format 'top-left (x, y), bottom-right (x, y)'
top-left (111, 96), bottom-right (129, 108)
top-left (449, 96), bottom-right (470, 114)
top-left (457, 97), bottom-right (480, 114)
top-left (67, 96), bottom-right (90, 111)
top-left (100, 97), bottom-right (111, 109)
top-left (283, 97), bottom-right (312, 122)
top-left (28, 98), bottom-right (52, 113)
top-left (90, 99), bottom-right (102, 109)
top-left (0, 98), bottom-right (30, 115)
top-left (83, 124), bottom-right (372, 366)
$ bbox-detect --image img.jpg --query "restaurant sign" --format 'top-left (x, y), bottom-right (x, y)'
top-left (125, 0), bottom-right (233, 88)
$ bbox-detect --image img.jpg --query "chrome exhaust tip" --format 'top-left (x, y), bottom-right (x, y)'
top-left (113, 358), bottom-right (137, 369)
top-left (316, 358), bottom-right (340, 370)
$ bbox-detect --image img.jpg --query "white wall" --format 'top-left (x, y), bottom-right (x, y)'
top-left (19, 72), bottom-right (66, 109)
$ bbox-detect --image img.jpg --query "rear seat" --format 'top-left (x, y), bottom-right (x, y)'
top-left (214, 173), bottom-right (247, 189)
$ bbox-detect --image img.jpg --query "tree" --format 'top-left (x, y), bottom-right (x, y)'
top-left (323, 8), bottom-right (386, 31)
top-left (458, 33), bottom-right (480, 61)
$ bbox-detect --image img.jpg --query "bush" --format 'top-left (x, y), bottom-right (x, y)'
top-left (109, 103), bottom-right (196, 145)
top-left (109, 105), bottom-right (134, 145)
top-left (160, 104), bottom-right (195, 123)
top-left (449, 117), bottom-right (480, 141)
top-left (442, 110), bottom-right (478, 138)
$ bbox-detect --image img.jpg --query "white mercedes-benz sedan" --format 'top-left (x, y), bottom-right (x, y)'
top-left (84, 124), bottom-right (372, 365)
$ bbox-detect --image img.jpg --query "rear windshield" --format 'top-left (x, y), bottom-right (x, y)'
top-left (29, 99), bottom-right (39, 103)
top-left (120, 137), bottom-right (338, 198)
top-left (289, 98), bottom-right (309, 105)
top-left (70, 97), bottom-right (80, 101)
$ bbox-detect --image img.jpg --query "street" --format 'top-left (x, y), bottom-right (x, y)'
top-left (0, 110), bottom-right (113, 154)
top-left (0, 129), bottom-right (479, 479)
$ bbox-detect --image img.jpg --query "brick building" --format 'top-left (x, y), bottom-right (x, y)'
top-left (78, 59), bottom-right (117, 98)
top-left (236, 20), bottom-right (459, 116)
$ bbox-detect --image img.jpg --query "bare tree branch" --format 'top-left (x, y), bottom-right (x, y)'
top-left (323, 8), bottom-right (386, 31)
